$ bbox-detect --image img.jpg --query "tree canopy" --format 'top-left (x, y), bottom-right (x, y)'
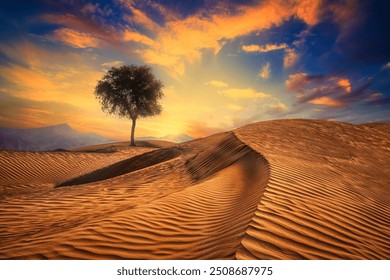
top-left (94, 65), bottom-right (164, 146)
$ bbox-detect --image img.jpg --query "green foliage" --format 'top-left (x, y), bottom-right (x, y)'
top-left (94, 65), bottom-right (164, 121)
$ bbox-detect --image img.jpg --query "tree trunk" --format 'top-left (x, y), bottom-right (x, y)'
top-left (130, 118), bottom-right (136, 146)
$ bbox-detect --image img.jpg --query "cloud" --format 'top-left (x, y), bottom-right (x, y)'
top-left (266, 102), bottom-right (287, 114)
top-left (101, 60), bottom-right (124, 68)
top-left (81, 3), bottom-right (101, 15)
top-left (283, 48), bottom-right (298, 68)
top-left (52, 28), bottom-right (100, 48)
top-left (241, 43), bottom-right (298, 69)
top-left (286, 72), bottom-right (351, 107)
top-left (382, 62), bottom-right (390, 70)
top-left (337, 79), bottom-right (351, 93)
top-left (259, 62), bottom-right (271, 79)
top-left (242, 43), bottom-right (287, 53)
top-left (294, 0), bottom-right (323, 26)
top-left (0, 42), bottom-right (104, 106)
top-left (0, 93), bottom-right (79, 128)
top-left (123, 30), bottom-right (156, 47)
top-left (139, 49), bottom-right (185, 78)
top-left (205, 80), bottom-right (229, 88)
top-left (118, 0), bottom-right (325, 78)
top-left (221, 88), bottom-right (270, 99)
top-left (120, 1), bottom-right (163, 32)
top-left (40, 13), bottom-right (125, 51)
top-left (0, 64), bottom-right (58, 94)
top-left (37, 0), bottom-right (343, 81)
top-left (309, 96), bottom-right (346, 107)
top-left (324, 0), bottom-right (360, 38)
top-left (285, 70), bottom-right (390, 108)
top-left (0, 41), bottom-right (79, 69)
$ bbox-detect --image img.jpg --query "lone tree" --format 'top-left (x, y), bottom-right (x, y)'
top-left (94, 65), bottom-right (164, 146)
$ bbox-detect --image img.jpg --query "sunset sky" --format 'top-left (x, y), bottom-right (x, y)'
top-left (0, 0), bottom-right (389, 140)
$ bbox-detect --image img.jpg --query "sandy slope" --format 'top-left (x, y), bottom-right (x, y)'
top-left (0, 144), bottom-right (155, 197)
top-left (235, 120), bottom-right (390, 259)
top-left (0, 120), bottom-right (389, 259)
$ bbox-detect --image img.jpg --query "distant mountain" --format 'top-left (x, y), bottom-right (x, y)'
top-left (137, 134), bottom-right (194, 143)
top-left (0, 123), bottom-right (116, 151)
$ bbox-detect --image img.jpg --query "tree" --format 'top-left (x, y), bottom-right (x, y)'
top-left (94, 65), bottom-right (164, 146)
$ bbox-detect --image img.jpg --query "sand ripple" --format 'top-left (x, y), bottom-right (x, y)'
top-left (235, 120), bottom-right (390, 259)
top-left (1, 120), bottom-right (389, 259)
top-left (0, 133), bottom-right (269, 259)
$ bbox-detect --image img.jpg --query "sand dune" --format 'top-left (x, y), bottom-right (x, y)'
top-left (0, 145), bottom-right (155, 197)
top-left (235, 120), bottom-right (390, 259)
top-left (0, 120), bottom-right (389, 259)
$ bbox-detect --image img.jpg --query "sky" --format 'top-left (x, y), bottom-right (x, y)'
top-left (0, 0), bottom-right (389, 140)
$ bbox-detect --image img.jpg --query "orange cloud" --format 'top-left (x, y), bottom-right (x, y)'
top-left (338, 78), bottom-right (351, 93)
top-left (242, 43), bottom-right (287, 53)
top-left (309, 96), bottom-right (346, 107)
top-left (118, 0), bottom-right (170, 32)
top-left (127, 7), bottom-right (161, 32)
top-left (286, 72), bottom-right (352, 107)
top-left (52, 28), bottom-right (100, 48)
top-left (0, 65), bottom-right (58, 94)
top-left (0, 41), bottom-right (104, 105)
top-left (294, 0), bottom-right (322, 26)
top-left (123, 30), bottom-right (156, 47)
top-left (125, 0), bottom-right (323, 78)
top-left (286, 72), bottom-right (310, 92)
top-left (41, 13), bottom-right (125, 51)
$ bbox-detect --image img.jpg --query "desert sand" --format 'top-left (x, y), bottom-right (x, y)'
top-left (0, 119), bottom-right (389, 259)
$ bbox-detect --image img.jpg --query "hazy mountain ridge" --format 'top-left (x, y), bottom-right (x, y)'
top-left (0, 124), bottom-right (116, 151)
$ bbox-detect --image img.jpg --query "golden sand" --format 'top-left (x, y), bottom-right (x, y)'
top-left (0, 120), bottom-right (389, 259)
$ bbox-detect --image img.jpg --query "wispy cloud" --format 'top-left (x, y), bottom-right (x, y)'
top-left (205, 80), bottom-right (229, 88)
top-left (52, 28), bottom-right (100, 48)
top-left (309, 96), bottom-right (346, 108)
top-left (40, 13), bottom-right (125, 51)
top-left (285, 70), bottom-right (390, 109)
top-left (117, 0), bottom-right (325, 78)
top-left (259, 62), bottom-right (271, 79)
top-left (283, 48), bottom-right (298, 68)
top-left (266, 102), bottom-right (287, 115)
top-left (101, 60), bottom-right (124, 68)
top-left (286, 72), bottom-right (351, 107)
top-left (221, 88), bottom-right (270, 99)
top-left (242, 43), bottom-right (287, 53)
top-left (123, 30), bottom-right (156, 47)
